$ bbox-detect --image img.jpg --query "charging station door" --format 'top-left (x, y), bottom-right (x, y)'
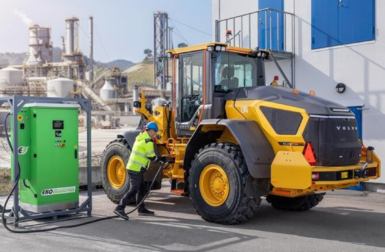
top-left (17, 103), bottom-right (80, 213)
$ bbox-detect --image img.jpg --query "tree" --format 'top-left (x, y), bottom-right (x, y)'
top-left (144, 49), bottom-right (153, 57)
top-left (178, 43), bottom-right (188, 48)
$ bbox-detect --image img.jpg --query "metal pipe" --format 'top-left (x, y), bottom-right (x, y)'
top-left (86, 99), bottom-right (92, 216)
top-left (233, 19), bottom-right (235, 46)
top-left (153, 14), bottom-right (156, 86)
top-left (277, 12), bottom-right (280, 51)
top-left (249, 14), bottom-right (251, 48)
top-left (270, 10), bottom-right (272, 50)
top-left (215, 20), bottom-right (220, 42)
top-left (218, 8), bottom-right (293, 22)
top-left (292, 14), bottom-right (295, 87)
top-left (283, 15), bottom-right (286, 52)
top-left (270, 53), bottom-right (292, 88)
top-left (11, 98), bottom-right (19, 226)
top-left (265, 11), bottom-right (267, 49)
top-left (89, 16), bottom-right (94, 82)
top-left (226, 19), bottom-right (228, 43)
top-left (241, 16), bottom-right (243, 47)
top-left (164, 14), bottom-right (169, 90)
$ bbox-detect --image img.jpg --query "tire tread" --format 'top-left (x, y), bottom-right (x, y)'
top-left (189, 143), bottom-right (261, 225)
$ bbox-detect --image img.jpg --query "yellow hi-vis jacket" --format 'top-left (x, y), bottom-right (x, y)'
top-left (127, 131), bottom-right (156, 172)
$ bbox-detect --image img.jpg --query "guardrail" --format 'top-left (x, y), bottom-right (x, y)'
top-left (215, 8), bottom-right (295, 53)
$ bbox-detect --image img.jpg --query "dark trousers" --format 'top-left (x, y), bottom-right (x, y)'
top-left (117, 170), bottom-right (147, 212)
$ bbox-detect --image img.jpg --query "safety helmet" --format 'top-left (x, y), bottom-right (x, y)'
top-left (146, 122), bottom-right (159, 132)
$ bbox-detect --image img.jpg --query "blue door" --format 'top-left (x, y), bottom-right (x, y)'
top-left (347, 105), bottom-right (363, 191)
top-left (258, 0), bottom-right (284, 51)
top-left (339, 0), bottom-right (375, 44)
top-left (311, 0), bottom-right (339, 49)
top-left (348, 106), bottom-right (363, 139)
top-left (311, 0), bottom-right (375, 49)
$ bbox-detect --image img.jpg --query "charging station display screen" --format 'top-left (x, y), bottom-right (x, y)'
top-left (53, 120), bottom-right (64, 129)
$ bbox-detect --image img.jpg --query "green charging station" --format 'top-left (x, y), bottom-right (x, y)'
top-left (12, 103), bottom-right (80, 213)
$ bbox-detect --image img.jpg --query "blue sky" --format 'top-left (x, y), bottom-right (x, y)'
top-left (0, 0), bottom-right (212, 63)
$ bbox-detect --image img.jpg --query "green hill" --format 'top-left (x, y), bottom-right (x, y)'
top-left (124, 57), bottom-right (154, 84)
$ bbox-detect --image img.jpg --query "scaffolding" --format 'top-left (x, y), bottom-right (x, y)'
top-left (153, 12), bottom-right (172, 90)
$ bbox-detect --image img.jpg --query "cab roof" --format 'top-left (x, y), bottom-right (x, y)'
top-left (166, 42), bottom-right (269, 55)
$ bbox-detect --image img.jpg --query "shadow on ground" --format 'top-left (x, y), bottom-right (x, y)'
top-left (51, 189), bottom-right (385, 251)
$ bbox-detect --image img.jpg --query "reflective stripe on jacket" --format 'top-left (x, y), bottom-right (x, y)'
top-left (127, 131), bottom-right (156, 172)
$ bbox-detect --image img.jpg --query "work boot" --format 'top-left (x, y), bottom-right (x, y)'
top-left (113, 208), bottom-right (129, 220)
top-left (138, 208), bottom-right (155, 216)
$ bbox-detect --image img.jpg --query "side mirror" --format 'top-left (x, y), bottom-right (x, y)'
top-left (133, 101), bottom-right (141, 108)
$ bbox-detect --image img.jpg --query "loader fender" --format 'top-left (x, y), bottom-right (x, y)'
top-left (185, 119), bottom-right (275, 178)
top-left (117, 130), bottom-right (142, 148)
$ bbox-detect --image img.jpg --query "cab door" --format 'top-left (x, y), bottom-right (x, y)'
top-left (175, 51), bottom-right (204, 136)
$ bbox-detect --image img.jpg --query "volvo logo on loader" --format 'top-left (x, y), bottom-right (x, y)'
top-left (336, 126), bottom-right (358, 131)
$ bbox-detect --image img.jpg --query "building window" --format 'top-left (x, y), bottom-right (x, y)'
top-left (312, 0), bottom-right (375, 49)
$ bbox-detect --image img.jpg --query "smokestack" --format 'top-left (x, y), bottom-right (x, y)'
top-left (65, 17), bottom-right (79, 56)
top-left (89, 16), bottom-right (94, 81)
top-left (61, 36), bottom-right (66, 53)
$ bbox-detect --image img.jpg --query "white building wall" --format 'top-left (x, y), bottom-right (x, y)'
top-left (213, 0), bottom-right (385, 183)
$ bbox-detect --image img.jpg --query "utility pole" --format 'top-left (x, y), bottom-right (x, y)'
top-left (89, 16), bottom-right (94, 82)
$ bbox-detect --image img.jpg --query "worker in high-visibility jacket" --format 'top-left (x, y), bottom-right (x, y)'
top-left (114, 122), bottom-right (166, 220)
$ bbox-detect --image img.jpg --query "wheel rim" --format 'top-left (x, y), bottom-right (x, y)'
top-left (199, 164), bottom-right (229, 207)
top-left (107, 155), bottom-right (127, 189)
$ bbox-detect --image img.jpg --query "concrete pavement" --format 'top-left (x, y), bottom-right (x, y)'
top-left (1, 185), bottom-right (385, 252)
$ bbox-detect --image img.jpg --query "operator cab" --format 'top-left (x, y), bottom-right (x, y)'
top-left (213, 50), bottom-right (266, 93)
top-left (167, 43), bottom-right (267, 136)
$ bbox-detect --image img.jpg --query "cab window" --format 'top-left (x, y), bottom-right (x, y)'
top-left (214, 52), bottom-right (258, 92)
top-left (180, 52), bottom-right (204, 122)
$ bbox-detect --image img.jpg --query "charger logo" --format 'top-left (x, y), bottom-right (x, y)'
top-left (41, 186), bottom-right (76, 196)
top-left (17, 146), bottom-right (29, 155)
top-left (42, 189), bottom-right (54, 196)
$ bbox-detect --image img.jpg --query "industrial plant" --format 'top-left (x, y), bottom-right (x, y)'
top-left (0, 15), bottom-right (170, 129)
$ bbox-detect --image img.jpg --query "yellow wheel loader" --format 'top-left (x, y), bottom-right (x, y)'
top-left (101, 43), bottom-right (381, 224)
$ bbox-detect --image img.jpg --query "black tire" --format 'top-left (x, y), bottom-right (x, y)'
top-left (101, 138), bottom-right (133, 204)
top-left (266, 193), bottom-right (325, 211)
top-left (189, 143), bottom-right (260, 224)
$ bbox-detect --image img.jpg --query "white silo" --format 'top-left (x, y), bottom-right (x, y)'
top-left (0, 67), bottom-right (24, 86)
top-left (47, 78), bottom-right (74, 98)
top-left (26, 25), bottom-right (53, 65)
top-left (100, 79), bottom-right (117, 100)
